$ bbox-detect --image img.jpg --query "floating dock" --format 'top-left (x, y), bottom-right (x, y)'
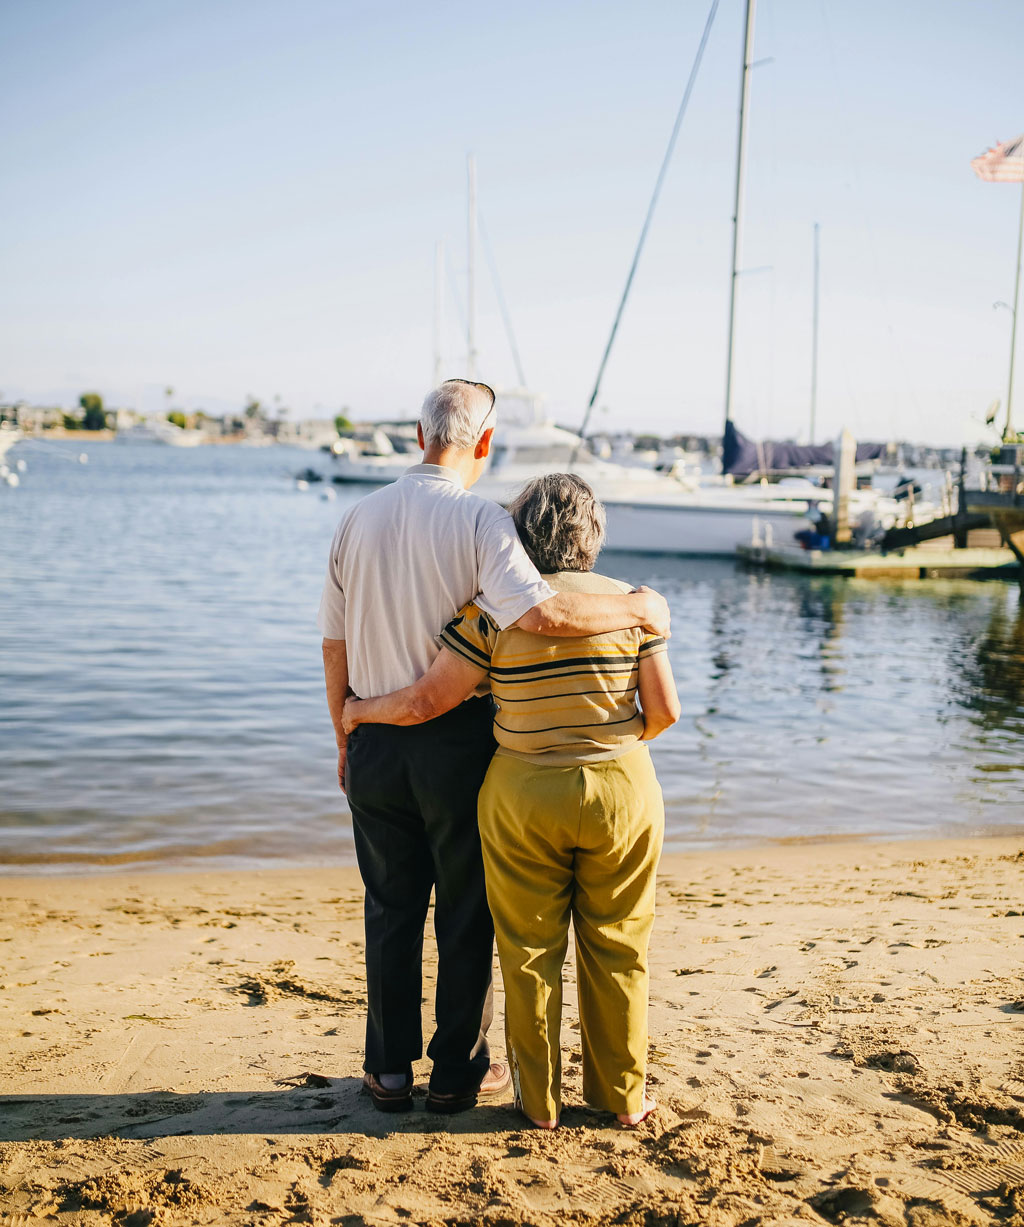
top-left (737, 543), bottom-right (1018, 580)
top-left (741, 458), bottom-right (1024, 583)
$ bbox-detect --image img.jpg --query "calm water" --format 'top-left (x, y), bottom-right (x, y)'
top-left (2, 441), bottom-right (1022, 875)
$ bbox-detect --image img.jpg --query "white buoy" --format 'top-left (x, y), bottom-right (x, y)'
top-left (16, 459), bottom-right (26, 472)
top-left (5, 472), bottom-right (19, 488)
top-left (321, 486), bottom-right (336, 501)
top-left (0, 464), bottom-right (8, 479)
top-left (296, 479), bottom-right (309, 491)
top-left (78, 453), bottom-right (88, 464)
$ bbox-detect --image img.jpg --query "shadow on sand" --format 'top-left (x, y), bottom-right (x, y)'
top-left (0, 1079), bottom-right (616, 1142)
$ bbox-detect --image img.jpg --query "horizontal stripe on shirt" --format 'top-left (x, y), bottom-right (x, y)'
top-left (494, 711), bottom-right (643, 737)
top-left (437, 569), bottom-right (668, 764)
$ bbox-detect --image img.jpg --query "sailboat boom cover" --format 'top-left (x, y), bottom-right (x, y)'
top-left (722, 421), bottom-right (887, 477)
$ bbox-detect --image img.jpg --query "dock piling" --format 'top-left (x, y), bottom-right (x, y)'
top-left (833, 429), bottom-right (856, 546)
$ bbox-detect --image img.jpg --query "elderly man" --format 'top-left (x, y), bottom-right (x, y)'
top-left (319, 378), bottom-right (670, 1115)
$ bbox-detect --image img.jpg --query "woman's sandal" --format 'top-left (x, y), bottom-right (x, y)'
top-left (617, 1094), bottom-right (657, 1127)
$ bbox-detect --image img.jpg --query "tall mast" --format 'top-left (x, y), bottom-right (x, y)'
top-left (810, 221), bottom-right (820, 444)
top-left (433, 239), bottom-right (445, 386)
top-left (467, 154), bottom-right (478, 379)
top-left (573, 0), bottom-right (720, 452)
top-left (723, 0), bottom-right (757, 433)
top-left (1006, 181), bottom-right (1024, 441)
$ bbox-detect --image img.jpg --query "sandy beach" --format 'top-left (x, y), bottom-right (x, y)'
top-left (1, 835), bottom-right (1022, 1226)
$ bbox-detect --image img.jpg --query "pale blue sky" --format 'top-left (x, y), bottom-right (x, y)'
top-left (1, 0), bottom-right (1022, 443)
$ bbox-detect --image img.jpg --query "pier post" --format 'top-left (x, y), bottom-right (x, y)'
top-left (833, 428), bottom-right (856, 546)
top-left (954, 447), bottom-right (969, 549)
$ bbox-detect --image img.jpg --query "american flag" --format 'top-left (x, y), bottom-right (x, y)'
top-left (971, 133), bottom-right (1024, 183)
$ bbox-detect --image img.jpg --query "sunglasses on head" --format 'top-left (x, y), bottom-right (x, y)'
top-left (443, 378), bottom-right (495, 406)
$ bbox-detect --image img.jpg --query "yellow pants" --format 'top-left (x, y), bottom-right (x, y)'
top-left (477, 745), bottom-right (664, 1121)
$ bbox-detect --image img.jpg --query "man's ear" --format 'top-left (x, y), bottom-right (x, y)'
top-left (475, 426), bottom-right (494, 460)
top-left (417, 422), bottom-right (425, 451)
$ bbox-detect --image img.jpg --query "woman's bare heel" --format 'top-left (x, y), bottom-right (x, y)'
top-left (617, 1094), bottom-right (657, 1127)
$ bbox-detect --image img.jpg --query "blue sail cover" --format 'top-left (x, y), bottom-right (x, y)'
top-left (721, 421), bottom-right (888, 478)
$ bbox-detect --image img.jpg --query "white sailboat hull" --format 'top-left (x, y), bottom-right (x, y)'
top-left (474, 468), bottom-right (815, 557)
top-left (600, 497), bottom-right (805, 555)
top-left (327, 446), bottom-right (826, 557)
top-left (324, 417), bottom-right (918, 557)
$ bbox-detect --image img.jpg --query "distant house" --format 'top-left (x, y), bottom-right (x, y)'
top-left (4, 403), bottom-right (64, 432)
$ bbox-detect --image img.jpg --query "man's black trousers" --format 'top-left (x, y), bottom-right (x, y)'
top-left (345, 696), bottom-right (497, 1095)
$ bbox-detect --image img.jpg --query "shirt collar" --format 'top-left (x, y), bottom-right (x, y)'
top-left (403, 463), bottom-right (465, 489)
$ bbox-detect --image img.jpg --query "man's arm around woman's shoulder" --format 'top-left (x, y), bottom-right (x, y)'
top-left (514, 584), bottom-right (671, 639)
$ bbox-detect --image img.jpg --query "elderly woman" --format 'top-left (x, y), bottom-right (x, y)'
top-left (343, 474), bottom-right (679, 1128)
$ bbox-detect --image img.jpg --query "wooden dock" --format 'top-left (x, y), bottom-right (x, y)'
top-left (737, 443), bottom-right (1024, 587)
top-left (737, 542), bottom-right (1018, 579)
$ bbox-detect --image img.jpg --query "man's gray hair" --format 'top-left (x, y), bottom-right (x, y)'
top-left (419, 379), bottom-right (496, 451)
top-left (507, 473), bottom-right (606, 574)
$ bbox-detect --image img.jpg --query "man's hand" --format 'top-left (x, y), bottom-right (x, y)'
top-left (323, 638), bottom-right (351, 793)
top-left (632, 585), bottom-right (671, 639)
top-left (342, 696), bottom-right (362, 736)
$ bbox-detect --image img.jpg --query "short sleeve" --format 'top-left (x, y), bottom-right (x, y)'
top-left (473, 509), bottom-right (555, 630)
top-left (439, 602), bottom-right (498, 670)
top-left (316, 524), bottom-right (347, 639)
top-left (638, 633), bottom-right (667, 659)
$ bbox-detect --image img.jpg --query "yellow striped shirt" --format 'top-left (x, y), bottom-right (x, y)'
top-left (439, 570), bottom-right (667, 765)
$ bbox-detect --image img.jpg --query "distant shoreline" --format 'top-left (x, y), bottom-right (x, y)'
top-left (21, 430), bottom-right (289, 445)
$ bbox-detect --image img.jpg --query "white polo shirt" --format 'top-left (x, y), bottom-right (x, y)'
top-left (317, 464), bottom-right (555, 698)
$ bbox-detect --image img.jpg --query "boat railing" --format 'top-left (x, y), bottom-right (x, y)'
top-left (973, 463), bottom-right (1024, 496)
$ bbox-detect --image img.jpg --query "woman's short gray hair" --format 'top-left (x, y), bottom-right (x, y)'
top-left (508, 473), bottom-right (606, 574)
top-left (419, 379), bottom-right (495, 450)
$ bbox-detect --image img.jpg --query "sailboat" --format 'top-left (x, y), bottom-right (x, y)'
top-left (328, 159), bottom-right (689, 499)
top-left (333, 44), bottom-right (926, 554)
top-left (572, 0), bottom-right (929, 554)
top-left (331, 133), bottom-right (908, 551)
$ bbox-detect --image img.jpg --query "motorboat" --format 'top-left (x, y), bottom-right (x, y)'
top-left (0, 423), bottom-right (22, 461)
top-left (115, 420), bottom-right (204, 447)
top-left (329, 427), bottom-right (419, 482)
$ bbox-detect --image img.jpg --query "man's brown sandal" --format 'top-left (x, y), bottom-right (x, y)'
top-left (426, 1061), bottom-right (511, 1115)
top-left (362, 1071), bottom-right (413, 1113)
